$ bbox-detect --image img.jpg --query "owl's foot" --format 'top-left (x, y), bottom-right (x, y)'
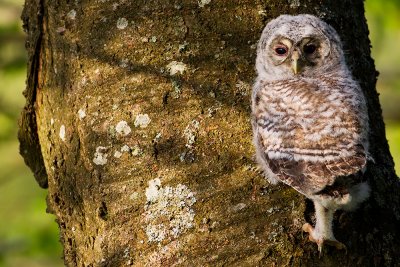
top-left (302, 223), bottom-right (346, 255)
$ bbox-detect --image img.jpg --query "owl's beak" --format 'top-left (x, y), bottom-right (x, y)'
top-left (291, 50), bottom-right (301, 75)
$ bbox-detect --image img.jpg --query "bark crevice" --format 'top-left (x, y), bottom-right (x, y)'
top-left (19, 0), bottom-right (47, 188)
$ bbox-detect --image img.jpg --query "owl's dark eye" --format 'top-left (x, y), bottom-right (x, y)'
top-left (274, 46), bottom-right (288, 56)
top-left (304, 43), bottom-right (317, 54)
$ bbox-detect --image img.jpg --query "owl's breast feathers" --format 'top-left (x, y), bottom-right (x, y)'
top-left (253, 77), bottom-right (368, 196)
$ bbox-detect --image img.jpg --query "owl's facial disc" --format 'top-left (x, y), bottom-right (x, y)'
top-left (270, 36), bottom-right (330, 76)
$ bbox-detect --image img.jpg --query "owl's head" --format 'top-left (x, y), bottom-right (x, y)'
top-left (256, 14), bottom-right (346, 80)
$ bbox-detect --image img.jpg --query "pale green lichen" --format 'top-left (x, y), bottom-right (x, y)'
top-left (59, 125), bottom-right (66, 141)
top-left (231, 203), bottom-right (247, 212)
top-left (180, 120), bottom-right (201, 162)
top-left (119, 59), bottom-right (129, 68)
top-left (131, 145), bottom-right (143, 156)
top-left (153, 132), bottom-right (162, 142)
top-left (171, 80), bottom-right (182, 98)
top-left (145, 240), bottom-right (185, 266)
top-left (129, 192), bottom-right (139, 201)
top-left (166, 61), bottom-right (187, 75)
top-left (113, 144), bottom-right (141, 159)
top-left (116, 17), bottom-right (128, 29)
top-left (150, 36), bottom-right (157, 43)
top-left (93, 146), bottom-right (108, 165)
top-left (121, 145), bottom-right (130, 152)
top-left (78, 109), bottom-right (86, 120)
top-left (198, 0), bottom-right (211, 8)
top-left (288, 0), bottom-right (301, 8)
top-left (134, 114), bottom-right (151, 128)
top-left (235, 80), bottom-right (251, 96)
top-left (178, 41), bottom-right (188, 52)
top-left (143, 178), bottom-right (197, 243)
top-left (145, 178), bottom-right (161, 202)
top-left (115, 121), bottom-right (131, 136)
top-left (183, 119), bottom-right (200, 148)
top-left (66, 9), bottom-right (76, 20)
top-left (113, 151), bottom-right (122, 158)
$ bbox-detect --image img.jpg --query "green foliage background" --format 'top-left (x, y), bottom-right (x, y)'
top-left (0, 0), bottom-right (398, 265)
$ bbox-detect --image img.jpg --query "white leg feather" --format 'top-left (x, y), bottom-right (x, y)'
top-left (313, 201), bottom-right (336, 241)
top-left (303, 200), bottom-right (346, 254)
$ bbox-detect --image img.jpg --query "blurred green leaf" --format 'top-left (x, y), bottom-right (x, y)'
top-left (0, 113), bottom-right (14, 140)
top-left (386, 122), bottom-right (400, 175)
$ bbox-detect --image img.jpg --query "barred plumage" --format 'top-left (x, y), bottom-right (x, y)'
top-left (252, 14), bottom-right (370, 253)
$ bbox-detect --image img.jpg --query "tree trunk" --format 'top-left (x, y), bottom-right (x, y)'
top-left (19, 0), bottom-right (400, 266)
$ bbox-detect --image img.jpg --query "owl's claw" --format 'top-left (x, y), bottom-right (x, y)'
top-left (302, 223), bottom-right (347, 256)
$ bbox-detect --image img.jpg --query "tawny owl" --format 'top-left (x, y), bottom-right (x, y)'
top-left (252, 14), bottom-right (370, 253)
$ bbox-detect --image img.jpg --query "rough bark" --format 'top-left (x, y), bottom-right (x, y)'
top-left (19, 0), bottom-right (400, 266)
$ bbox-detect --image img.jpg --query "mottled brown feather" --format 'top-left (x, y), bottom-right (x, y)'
top-left (254, 77), bottom-right (368, 196)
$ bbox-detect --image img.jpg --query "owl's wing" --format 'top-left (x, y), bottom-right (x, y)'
top-left (253, 79), bottom-right (368, 196)
top-left (257, 132), bottom-right (366, 195)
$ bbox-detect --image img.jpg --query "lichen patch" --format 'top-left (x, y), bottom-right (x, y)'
top-left (145, 178), bottom-right (161, 202)
top-left (130, 192), bottom-right (139, 201)
top-left (113, 144), bottom-right (136, 159)
top-left (143, 178), bottom-right (197, 243)
top-left (131, 145), bottom-right (143, 156)
top-left (115, 120), bottom-right (132, 136)
top-left (166, 61), bottom-right (187, 75)
top-left (93, 146), bottom-right (108, 165)
top-left (146, 240), bottom-right (185, 267)
top-left (198, 0), bottom-right (211, 8)
top-left (288, 0), bottom-right (301, 8)
top-left (117, 17), bottom-right (128, 29)
top-left (66, 9), bottom-right (76, 20)
top-left (231, 203), bottom-right (247, 212)
top-left (114, 151), bottom-right (123, 158)
top-left (119, 59), bottom-right (129, 68)
top-left (134, 114), bottom-right (151, 128)
top-left (235, 80), bottom-right (251, 96)
top-left (78, 109), bottom-right (86, 120)
top-left (183, 119), bottom-right (200, 148)
top-left (121, 144), bottom-right (131, 152)
top-left (59, 125), bottom-right (66, 141)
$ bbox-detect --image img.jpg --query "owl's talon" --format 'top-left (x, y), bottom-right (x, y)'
top-left (302, 223), bottom-right (346, 256)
